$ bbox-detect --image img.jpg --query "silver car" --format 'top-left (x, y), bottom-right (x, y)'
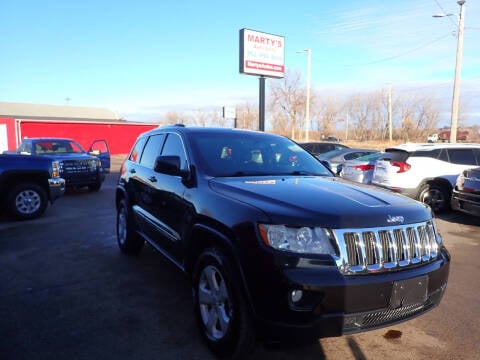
top-left (317, 148), bottom-right (379, 175)
top-left (339, 152), bottom-right (385, 184)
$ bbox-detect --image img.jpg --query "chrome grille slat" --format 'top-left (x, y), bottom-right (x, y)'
top-left (334, 221), bottom-right (439, 275)
top-left (60, 160), bottom-right (94, 174)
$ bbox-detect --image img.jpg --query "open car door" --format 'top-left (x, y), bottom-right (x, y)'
top-left (88, 139), bottom-right (111, 173)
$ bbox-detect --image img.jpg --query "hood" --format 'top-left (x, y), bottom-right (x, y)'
top-left (209, 176), bottom-right (430, 228)
top-left (39, 153), bottom-right (95, 161)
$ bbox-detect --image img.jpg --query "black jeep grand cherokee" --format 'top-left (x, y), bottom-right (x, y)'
top-left (116, 125), bottom-right (450, 358)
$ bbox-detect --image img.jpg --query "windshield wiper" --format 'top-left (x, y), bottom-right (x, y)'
top-left (224, 170), bottom-right (278, 177)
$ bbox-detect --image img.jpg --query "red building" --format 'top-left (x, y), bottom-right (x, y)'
top-left (0, 102), bottom-right (157, 154)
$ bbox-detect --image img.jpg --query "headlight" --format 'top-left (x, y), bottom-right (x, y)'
top-left (89, 159), bottom-right (98, 170)
top-left (51, 161), bottom-right (60, 177)
top-left (258, 224), bottom-right (337, 255)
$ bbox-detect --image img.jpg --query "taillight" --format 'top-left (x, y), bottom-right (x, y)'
top-left (391, 161), bottom-right (411, 173)
top-left (353, 164), bottom-right (375, 172)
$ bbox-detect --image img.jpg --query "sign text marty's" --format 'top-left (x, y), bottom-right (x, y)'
top-left (239, 29), bottom-right (285, 79)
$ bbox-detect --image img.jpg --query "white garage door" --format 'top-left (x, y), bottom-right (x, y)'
top-left (0, 124), bottom-right (7, 152)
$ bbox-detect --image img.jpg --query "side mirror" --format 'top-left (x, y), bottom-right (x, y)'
top-left (154, 155), bottom-right (196, 187)
top-left (89, 150), bottom-right (101, 156)
top-left (154, 155), bottom-right (181, 175)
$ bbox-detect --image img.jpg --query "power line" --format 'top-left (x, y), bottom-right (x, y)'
top-left (433, 0), bottom-right (458, 26)
top-left (324, 34), bottom-right (452, 67)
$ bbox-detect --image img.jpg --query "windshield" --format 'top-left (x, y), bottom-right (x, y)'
top-left (33, 140), bottom-right (86, 155)
top-left (190, 131), bottom-right (333, 177)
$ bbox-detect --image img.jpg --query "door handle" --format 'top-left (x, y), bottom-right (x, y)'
top-left (149, 176), bottom-right (157, 183)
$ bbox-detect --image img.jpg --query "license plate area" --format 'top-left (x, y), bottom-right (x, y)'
top-left (389, 275), bottom-right (428, 309)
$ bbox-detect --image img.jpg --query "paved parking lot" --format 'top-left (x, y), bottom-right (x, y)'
top-left (1, 170), bottom-right (479, 360)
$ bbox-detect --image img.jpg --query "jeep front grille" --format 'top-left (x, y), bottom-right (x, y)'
top-left (333, 221), bottom-right (440, 275)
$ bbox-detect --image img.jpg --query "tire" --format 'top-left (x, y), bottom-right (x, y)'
top-left (8, 182), bottom-right (48, 220)
top-left (192, 247), bottom-right (256, 359)
top-left (88, 181), bottom-right (102, 192)
top-left (417, 182), bottom-right (451, 213)
top-left (116, 199), bottom-right (144, 255)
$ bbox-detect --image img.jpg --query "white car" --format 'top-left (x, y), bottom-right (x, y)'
top-left (372, 143), bottom-right (480, 213)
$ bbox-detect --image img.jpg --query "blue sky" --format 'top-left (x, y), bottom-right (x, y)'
top-left (1, 0), bottom-right (479, 126)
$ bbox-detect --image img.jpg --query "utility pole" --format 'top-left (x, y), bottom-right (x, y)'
top-left (388, 84), bottom-right (393, 142)
top-left (345, 113), bottom-right (349, 141)
top-left (296, 49), bottom-right (311, 141)
top-left (450, 0), bottom-right (466, 143)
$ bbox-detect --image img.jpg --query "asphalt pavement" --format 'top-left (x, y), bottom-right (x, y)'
top-left (1, 167), bottom-right (479, 360)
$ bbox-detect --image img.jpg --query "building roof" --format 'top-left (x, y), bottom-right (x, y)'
top-left (0, 101), bottom-right (123, 122)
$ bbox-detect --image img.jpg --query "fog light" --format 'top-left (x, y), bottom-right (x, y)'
top-left (291, 289), bottom-right (303, 303)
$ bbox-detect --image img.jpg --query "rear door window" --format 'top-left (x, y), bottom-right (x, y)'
top-left (412, 149), bottom-right (441, 159)
top-left (447, 148), bottom-right (478, 165)
top-left (128, 136), bottom-right (148, 163)
top-left (18, 141), bottom-right (32, 154)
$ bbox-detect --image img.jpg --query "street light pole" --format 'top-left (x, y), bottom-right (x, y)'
top-left (450, 0), bottom-right (466, 143)
top-left (296, 49), bottom-right (311, 141)
top-left (434, 1), bottom-right (466, 143)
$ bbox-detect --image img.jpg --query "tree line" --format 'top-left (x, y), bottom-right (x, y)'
top-left (157, 70), bottom-right (476, 143)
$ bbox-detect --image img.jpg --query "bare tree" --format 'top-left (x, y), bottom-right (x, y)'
top-left (344, 92), bottom-right (381, 141)
top-left (192, 109), bottom-right (209, 127)
top-left (396, 94), bottom-right (440, 141)
top-left (268, 70), bottom-right (305, 139)
top-left (310, 91), bottom-right (343, 139)
top-left (235, 102), bottom-right (258, 130)
top-left (158, 111), bottom-right (188, 125)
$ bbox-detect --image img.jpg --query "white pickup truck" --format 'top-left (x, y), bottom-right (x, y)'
top-left (427, 133), bottom-right (439, 142)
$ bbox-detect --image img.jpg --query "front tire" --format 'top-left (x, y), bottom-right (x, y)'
top-left (418, 182), bottom-right (451, 213)
top-left (116, 199), bottom-right (144, 255)
top-left (192, 247), bottom-right (256, 359)
top-left (8, 182), bottom-right (48, 220)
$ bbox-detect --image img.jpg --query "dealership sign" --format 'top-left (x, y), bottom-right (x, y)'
top-left (239, 29), bottom-right (285, 79)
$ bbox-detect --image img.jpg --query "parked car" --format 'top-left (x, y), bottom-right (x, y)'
top-left (451, 166), bottom-right (480, 217)
top-left (0, 153), bottom-right (65, 220)
top-left (372, 143), bottom-right (480, 213)
top-left (339, 151), bottom-right (386, 184)
top-left (14, 137), bottom-right (109, 191)
top-left (325, 136), bottom-right (340, 142)
top-left (116, 125), bottom-right (449, 358)
top-left (317, 148), bottom-right (379, 174)
top-left (427, 130), bottom-right (469, 143)
top-left (299, 141), bottom-right (349, 156)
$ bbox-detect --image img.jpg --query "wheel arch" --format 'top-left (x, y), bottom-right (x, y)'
top-left (185, 223), bottom-right (256, 316)
top-left (4, 173), bottom-right (50, 200)
top-left (415, 177), bottom-right (453, 199)
top-left (115, 184), bottom-right (130, 210)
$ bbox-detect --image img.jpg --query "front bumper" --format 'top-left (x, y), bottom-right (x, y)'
top-left (246, 248), bottom-right (450, 343)
top-left (451, 189), bottom-right (480, 217)
top-left (48, 177), bottom-right (66, 202)
top-left (63, 171), bottom-right (104, 187)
